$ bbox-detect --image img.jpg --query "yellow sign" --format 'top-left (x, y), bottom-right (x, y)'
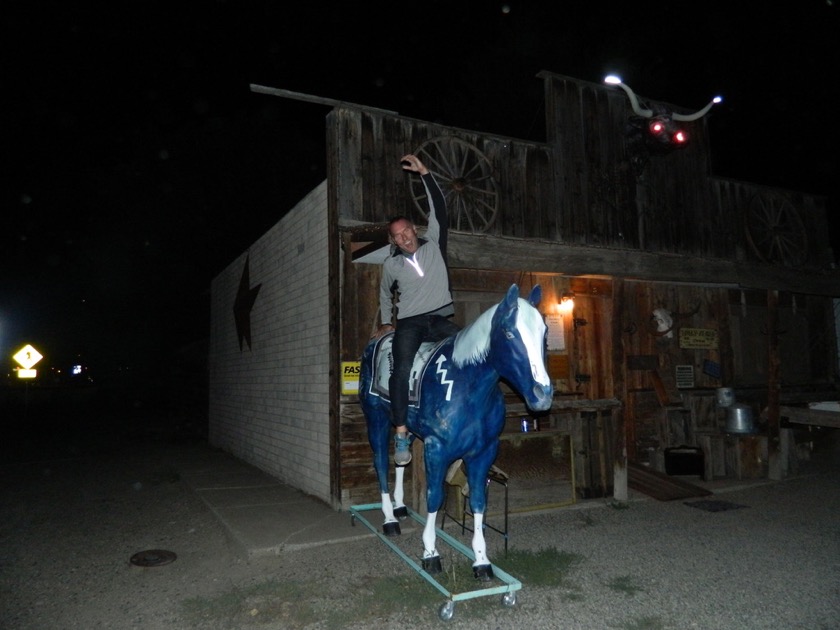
top-left (13, 344), bottom-right (43, 370)
top-left (679, 328), bottom-right (718, 349)
top-left (18, 369), bottom-right (37, 379)
top-left (341, 361), bottom-right (361, 395)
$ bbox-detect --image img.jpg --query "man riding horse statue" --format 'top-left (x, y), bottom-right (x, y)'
top-left (359, 283), bottom-right (553, 580)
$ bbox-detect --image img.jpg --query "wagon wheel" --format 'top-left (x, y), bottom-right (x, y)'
top-left (744, 192), bottom-right (808, 267)
top-left (410, 136), bottom-right (499, 233)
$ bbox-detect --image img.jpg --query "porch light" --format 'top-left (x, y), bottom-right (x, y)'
top-left (558, 292), bottom-right (575, 315)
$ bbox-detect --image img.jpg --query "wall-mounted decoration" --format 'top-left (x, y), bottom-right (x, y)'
top-left (675, 365), bottom-right (695, 389)
top-left (233, 255), bottom-right (261, 351)
top-left (679, 328), bottom-right (719, 350)
top-left (702, 359), bottom-right (722, 380)
top-left (546, 312), bottom-right (566, 351)
top-left (409, 136), bottom-right (499, 233)
top-left (604, 75), bottom-right (722, 155)
top-left (341, 361), bottom-right (360, 395)
top-left (651, 308), bottom-right (674, 338)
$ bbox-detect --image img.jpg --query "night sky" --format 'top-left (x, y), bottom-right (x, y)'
top-left (4, 1), bottom-right (839, 380)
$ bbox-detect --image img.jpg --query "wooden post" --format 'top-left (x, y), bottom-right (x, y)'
top-left (612, 278), bottom-right (628, 501)
top-left (767, 289), bottom-right (782, 480)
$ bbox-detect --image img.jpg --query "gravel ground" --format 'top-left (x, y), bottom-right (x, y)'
top-left (1, 405), bottom-right (839, 629)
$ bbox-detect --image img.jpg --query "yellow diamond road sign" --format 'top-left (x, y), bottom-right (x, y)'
top-left (13, 344), bottom-right (43, 370)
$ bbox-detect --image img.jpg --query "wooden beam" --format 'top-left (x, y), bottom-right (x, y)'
top-left (767, 290), bottom-right (782, 480)
top-left (250, 84), bottom-right (398, 115)
top-left (447, 233), bottom-right (840, 296)
top-left (779, 406), bottom-right (840, 429)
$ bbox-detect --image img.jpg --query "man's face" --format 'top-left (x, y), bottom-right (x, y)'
top-left (389, 219), bottom-right (418, 254)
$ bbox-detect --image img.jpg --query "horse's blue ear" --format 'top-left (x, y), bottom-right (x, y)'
top-left (528, 285), bottom-right (542, 306)
top-left (506, 284), bottom-right (520, 303)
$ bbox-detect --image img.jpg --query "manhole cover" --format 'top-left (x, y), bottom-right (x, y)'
top-left (130, 549), bottom-right (177, 567)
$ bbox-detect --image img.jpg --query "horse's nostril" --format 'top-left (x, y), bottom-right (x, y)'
top-left (531, 384), bottom-right (553, 409)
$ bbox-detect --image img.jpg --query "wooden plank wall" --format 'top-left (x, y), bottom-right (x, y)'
top-left (338, 252), bottom-right (837, 502)
top-left (328, 76), bottom-right (830, 268)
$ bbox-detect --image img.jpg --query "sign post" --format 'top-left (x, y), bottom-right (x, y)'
top-left (12, 344), bottom-right (44, 420)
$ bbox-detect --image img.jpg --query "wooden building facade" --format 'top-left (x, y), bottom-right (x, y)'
top-left (331, 73), bottom-right (838, 508)
top-left (213, 73), bottom-right (838, 510)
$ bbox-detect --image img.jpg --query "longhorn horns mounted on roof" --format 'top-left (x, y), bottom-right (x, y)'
top-left (604, 75), bottom-right (722, 121)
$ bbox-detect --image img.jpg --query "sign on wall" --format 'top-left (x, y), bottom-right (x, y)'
top-left (546, 313), bottom-right (566, 351)
top-left (341, 361), bottom-right (360, 395)
top-left (679, 328), bottom-right (718, 349)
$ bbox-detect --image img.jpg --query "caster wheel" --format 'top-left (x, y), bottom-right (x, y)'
top-left (438, 600), bottom-right (455, 621)
top-left (502, 591), bottom-right (517, 607)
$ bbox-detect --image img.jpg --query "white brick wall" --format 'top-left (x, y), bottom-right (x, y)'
top-left (209, 180), bottom-right (331, 504)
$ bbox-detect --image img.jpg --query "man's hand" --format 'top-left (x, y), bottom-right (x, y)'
top-left (401, 154), bottom-right (428, 176)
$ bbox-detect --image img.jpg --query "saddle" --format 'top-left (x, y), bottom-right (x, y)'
top-left (369, 333), bottom-right (446, 405)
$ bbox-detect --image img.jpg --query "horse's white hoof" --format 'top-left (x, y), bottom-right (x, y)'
top-left (422, 555), bottom-right (442, 574)
top-left (393, 506), bottom-right (408, 520)
top-left (473, 563), bottom-right (494, 581)
top-left (382, 521), bottom-right (401, 537)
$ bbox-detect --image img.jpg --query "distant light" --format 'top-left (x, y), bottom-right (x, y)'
top-left (72, 365), bottom-right (82, 375)
top-left (604, 75), bottom-right (623, 85)
top-left (501, 3), bottom-right (511, 13)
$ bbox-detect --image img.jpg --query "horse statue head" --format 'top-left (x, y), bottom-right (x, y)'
top-left (455, 283), bottom-right (553, 412)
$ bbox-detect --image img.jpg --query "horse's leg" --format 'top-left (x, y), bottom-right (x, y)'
top-left (392, 465), bottom-right (408, 519)
top-left (470, 512), bottom-right (491, 578)
top-left (464, 447), bottom-right (500, 581)
top-left (369, 405), bottom-right (401, 536)
top-left (420, 440), bottom-right (447, 574)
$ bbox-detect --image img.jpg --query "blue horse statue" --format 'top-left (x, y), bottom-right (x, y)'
top-left (359, 284), bottom-right (553, 580)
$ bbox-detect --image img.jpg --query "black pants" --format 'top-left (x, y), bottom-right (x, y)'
top-left (389, 313), bottom-right (460, 427)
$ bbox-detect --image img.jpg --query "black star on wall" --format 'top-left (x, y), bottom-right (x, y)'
top-left (233, 255), bottom-right (262, 351)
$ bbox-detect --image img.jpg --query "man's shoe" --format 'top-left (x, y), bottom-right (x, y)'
top-left (394, 434), bottom-right (412, 465)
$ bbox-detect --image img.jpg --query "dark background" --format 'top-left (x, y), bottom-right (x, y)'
top-left (3, 1), bottom-right (838, 413)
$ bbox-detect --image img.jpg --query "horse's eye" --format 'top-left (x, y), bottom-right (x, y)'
top-left (504, 330), bottom-right (515, 340)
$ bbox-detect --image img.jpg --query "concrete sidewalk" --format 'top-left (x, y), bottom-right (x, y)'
top-left (178, 442), bottom-right (787, 560)
top-left (179, 452), bottom-right (384, 557)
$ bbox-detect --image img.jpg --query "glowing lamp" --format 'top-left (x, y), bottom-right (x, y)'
top-left (649, 120), bottom-right (665, 135)
top-left (557, 292), bottom-right (575, 314)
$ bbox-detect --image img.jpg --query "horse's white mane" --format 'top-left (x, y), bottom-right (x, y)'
top-left (451, 297), bottom-right (538, 366)
top-left (451, 304), bottom-right (497, 366)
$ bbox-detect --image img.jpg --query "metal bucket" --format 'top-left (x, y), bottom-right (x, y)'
top-left (726, 403), bottom-right (754, 434)
top-left (716, 387), bottom-right (735, 407)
